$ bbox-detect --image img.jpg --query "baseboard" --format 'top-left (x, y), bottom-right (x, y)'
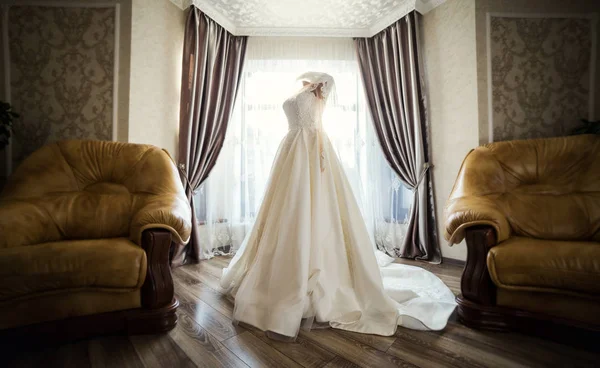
top-left (443, 257), bottom-right (466, 267)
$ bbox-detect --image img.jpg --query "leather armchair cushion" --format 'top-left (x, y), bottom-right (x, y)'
top-left (0, 238), bottom-right (147, 302)
top-left (487, 237), bottom-right (600, 296)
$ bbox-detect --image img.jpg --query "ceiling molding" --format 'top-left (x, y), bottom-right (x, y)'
top-left (182, 0), bottom-right (446, 38)
top-left (169, 0), bottom-right (189, 10)
top-left (236, 27), bottom-right (371, 38)
top-left (415, 0), bottom-right (447, 14)
top-left (369, 0), bottom-right (417, 37)
top-left (192, 0), bottom-right (237, 34)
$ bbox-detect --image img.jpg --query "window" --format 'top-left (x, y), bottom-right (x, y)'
top-left (195, 38), bottom-right (412, 259)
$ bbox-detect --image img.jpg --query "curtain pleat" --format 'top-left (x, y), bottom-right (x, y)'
top-left (173, 6), bottom-right (247, 266)
top-left (355, 12), bottom-right (440, 263)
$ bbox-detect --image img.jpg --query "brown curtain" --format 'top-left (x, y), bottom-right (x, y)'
top-left (173, 7), bottom-right (247, 266)
top-left (355, 12), bottom-right (440, 263)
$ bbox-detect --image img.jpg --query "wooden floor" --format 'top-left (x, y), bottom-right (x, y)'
top-left (6, 256), bottom-right (600, 368)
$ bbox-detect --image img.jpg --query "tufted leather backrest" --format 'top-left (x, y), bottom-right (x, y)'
top-left (0, 140), bottom-right (192, 248)
top-left (447, 135), bottom-right (600, 241)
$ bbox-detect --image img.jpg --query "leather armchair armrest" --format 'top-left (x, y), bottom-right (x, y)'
top-left (130, 195), bottom-right (192, 247)
top-left (444, 196), bottom-right (511, 245)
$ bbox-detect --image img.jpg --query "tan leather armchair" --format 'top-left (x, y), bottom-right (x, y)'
top-left (0, 140), bottom-right (191, 342)
top-left (444, 135), bottom-right (600, 336)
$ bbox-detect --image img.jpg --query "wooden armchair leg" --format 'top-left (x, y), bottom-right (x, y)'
top-left (456, 226), bottom-right (509, 330)
top-left (141, 229), bottom-right (175, 308)
top-left (125, 229), bottom-right (180, 334)
top-left (461, 226), bottom-right (496, 305)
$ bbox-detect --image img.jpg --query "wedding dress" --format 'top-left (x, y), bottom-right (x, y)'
top-left (220, 72), bottom-right (456, 339)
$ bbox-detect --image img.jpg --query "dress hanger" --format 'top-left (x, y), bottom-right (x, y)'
top-left (301, 81), bottom-right (324, 99)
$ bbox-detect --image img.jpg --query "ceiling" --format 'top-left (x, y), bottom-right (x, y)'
top-left (172, 0), bottom-right (446, 37)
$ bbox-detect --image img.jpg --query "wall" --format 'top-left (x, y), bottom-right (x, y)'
top-left (476, 0), bottom-right (600, 144)
top-left (423, 0), bottom-right (600, 261)
top-left (0, 0), bottom-right (131, 183)
top-left (422, 0), bottom-right (479, 261)
top-left (128, 0), bottom-right (185, 157)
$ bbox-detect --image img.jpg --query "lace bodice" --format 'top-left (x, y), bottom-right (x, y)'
top-left (282, 84), bottom-right (325, 131)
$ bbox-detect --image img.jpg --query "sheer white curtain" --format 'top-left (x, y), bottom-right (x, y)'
top-left (194, 37), bottom-right (412, 259)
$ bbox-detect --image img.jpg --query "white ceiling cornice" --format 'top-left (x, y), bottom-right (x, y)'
top-left (171, 0), bottom-right (446, 37)
top-left (169, 0), bottom-right (189, 10)
top-left (190, 0), bottom-right (237, 34)
top-left (369, 0), bottom-right (419, 36)
top-left (415, 0), bottom-right (447, 14)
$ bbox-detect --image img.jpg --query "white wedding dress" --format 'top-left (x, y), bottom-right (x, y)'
top-left (220, 72), bottom-right (456, 339)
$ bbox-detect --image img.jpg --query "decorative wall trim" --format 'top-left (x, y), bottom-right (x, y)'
top-left (487, 12), bottom-right (597, 19)
top-left (2, 1), bottom-right (121, 175)
top-left (2, 5), bottom-right (12, 175)
top-left (113, 4), bottom-right (120, 141)
top-left (590, 14), bottom-right (598, 121)
top-left (0, 1), bottom-right (120, 7)
top-left (486, 12), bottom-right (597, 143)
top-left (188, 0), bottom-right (445, 38)
top-left (486, 12), bottom-right (493, 143)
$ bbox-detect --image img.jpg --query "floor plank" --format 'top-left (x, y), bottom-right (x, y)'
top-left (387, 329), bottom-right (482, 368)
top-left (435, 275), bottom-right (461, 295)
top-left (243, 323), bottom-right (336, 368)
top-left (88, 336), bottom-right (144, 368)
top-left (196, 258), bottom-right (228, 278)
top-left (169, 310), bottom-right (248, 368)
top-left (179, 298), bottom-right (245, 342)
top-left (300, 328), bottom-right (415, 368)
top-left (394, 328), bottom-right (531, 368)
top-left (394, 259), bottom-right (463, 280)
top-left (175, 271), bottom-right (236, 318)
top-left (129, 333), bottom-right (196, 368)
top-left (177, 264), bottom-right (225, 292)
top-left (7, 255), bottom-right (600, 368)
top-left (6, 340), bottom-right (91, 368)
top-left (323, 356), bottom-right (362, 368)
top-left (440, 321), bottom-right (599, 368)
top-left (210, 256), bottom-right (232, 269)
top-left (53, 340), bottom-right (92, 368)
top-left (222, 331), bottom-right (304, 368)
top-left (335, 328), bottom-right (396, 352)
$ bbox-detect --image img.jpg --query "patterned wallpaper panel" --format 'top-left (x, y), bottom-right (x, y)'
top-left (490, 17), bottom-right (592, 141)
top-left (9, 6), bottom-right (115, 168)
